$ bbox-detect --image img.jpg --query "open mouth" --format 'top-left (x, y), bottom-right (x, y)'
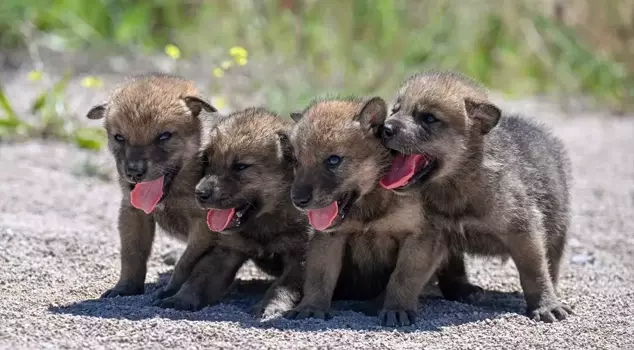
top-left (206, 203), bottom-right (255, 232)
top-left (379, 151), bottom-right (438, 190)
top-left (129, 172), bottom-right (176, 214)
top-left (306, 191), bottom-right (358, 231)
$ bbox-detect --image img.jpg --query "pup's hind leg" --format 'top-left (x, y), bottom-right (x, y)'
top-left (251, 255), bottom-right (304, 318)
top-left (155, 222), bottom-right (215, 300)
top-left (436, 251), bottom-right (484, 304)
top-left (505, 225), bottom-right (572, 323)
top-left (546, 230), bottom-right (567, 290)
top-left (155, 247), bottom-right (247, 311)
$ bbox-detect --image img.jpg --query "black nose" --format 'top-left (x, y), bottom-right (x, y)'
top-left (380, 123), bottom-right (396, 140)
top-left (195, 187), bottom-right (212, 202)
top-left (126, 161), bottom-right (146, 181)
top-left (291, 187), bottom-right (313, 208)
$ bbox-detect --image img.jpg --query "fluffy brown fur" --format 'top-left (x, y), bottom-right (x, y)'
top-left (284, 96), bottom-right (445, 327)
top-left (86, 73), bottom-right (219, 299)
top-left (380, 70), bottom-right (573, 322)
top-left (154, 108), bottom-right (311, 317)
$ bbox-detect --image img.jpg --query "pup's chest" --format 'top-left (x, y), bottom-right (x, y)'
top-left (344, 230), bottom-right (400, 272)
top-left (435, 215), bottom-right (508, 256)
top-left (152, 208), bottom-right (190, 241)
top-left (342, 199), bottom-right (423, 270)
top-left (152, 198), bottom-right (205, 240)
top-left (219, 231), bottom-right (306, 258)
top-left (364, 196), bottom-right (424, 238)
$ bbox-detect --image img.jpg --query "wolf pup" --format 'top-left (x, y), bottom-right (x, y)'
top-left (155, 108), bottom-right (311, 317)
top-left (379, 70), bottom-right (573, 322)
top-left (284, 96), bottom-right (446, 327)
top-left (86, 73), bottom-right (219, 299)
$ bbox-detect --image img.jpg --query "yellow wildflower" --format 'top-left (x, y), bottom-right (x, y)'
top-left (80, 76), bottom-right (104, 89)
top-left (236, 57), bottom-right (248, 66)
top-left (27, 70), bottom-right (43, 81)
top-left (164, 44), bottom-right (181, 60)
top-left (213, 68), bottom-right (225, 78)
top-left (229, 46), bottom-right (248, 60)
top-left (214, 96), bottom-right (226, 109)
top-left (221, 60), bottom-right (233, 70)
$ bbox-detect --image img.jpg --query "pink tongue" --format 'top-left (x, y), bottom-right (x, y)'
top-left (307, 201), bottom-right (339, 231)
top-left (380, 154), bottom-right (426, 189)
top-left (207, 208), bottom-right (236, 232)
top-left (130, 176), bottom-right (165, 214)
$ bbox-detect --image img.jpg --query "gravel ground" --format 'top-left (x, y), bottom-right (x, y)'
top-left (1, 75), bottom-right (634, 349)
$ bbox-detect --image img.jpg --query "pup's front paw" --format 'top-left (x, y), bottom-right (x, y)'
top-left (161, 248), bottom-right (184, 266)
top-left (100, 283), bottom-right (143, 298)
top-left (441, 281), bottom-right (485, 304)
top-left (251, 300), bottom-right (295, 318)
top-left (154, 286), bottom-right (179, 301)
top-left (528, 303), bottom-right (573, 323)
top-left (284, 305), bottom-right (331, 320)
top-left (154, 294), bottom-right (203, 311)
top-left (377, 309), bottom-right (417, 327)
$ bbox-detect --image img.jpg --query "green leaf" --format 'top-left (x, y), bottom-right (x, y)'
top-left (0, 117), bottom-right (21, 128)
top-left (31, 72), bottom-right (72, 115)
top-left (115, 4), bottom-right (151, 44)
top-left (0, 83), bottom-right (19, 121)
top-left (31, 92), bottom-right (47, 114)
top-left (53, 71), bottom-right (72, 96)
top-left (73, 127), bottom-right (106, 151)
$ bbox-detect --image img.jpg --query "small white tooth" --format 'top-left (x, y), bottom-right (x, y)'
top-left (236, 212), bottom-right (243, 218)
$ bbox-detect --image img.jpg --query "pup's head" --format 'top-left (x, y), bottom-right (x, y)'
top-left (379, 70), bottom-right (501, 191)
top-left (86, 73), bottom-right (217, 214)
top-left (195, 108), bottom-right (295, 233)
top-left (288, 97), bottom-right (391, 232)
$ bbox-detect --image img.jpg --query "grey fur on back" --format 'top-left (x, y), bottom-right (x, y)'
top-left (487, 113), bottom-right (572, 250)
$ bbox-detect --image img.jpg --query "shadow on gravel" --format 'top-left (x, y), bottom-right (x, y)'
top-left (49, 271), bottom-right (525, 333)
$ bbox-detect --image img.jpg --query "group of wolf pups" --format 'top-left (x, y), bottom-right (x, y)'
top-left (88, 69), bottom-right (573, 328)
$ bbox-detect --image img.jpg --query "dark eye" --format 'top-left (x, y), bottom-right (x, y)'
top-left (419, 112), bottom-right (437, 124)
top-left (114, 134), bottom-right (124, 142)
top-left (200, 152), bottom-right (210, 167)
top-left (233, 163), bottom-right (251, 172)
top-left (390, 102), bottom-right (401, 115)
top-left (325, 155), bottom-right (342, 168)
top-left (158, 132), bottom-right (172, 141)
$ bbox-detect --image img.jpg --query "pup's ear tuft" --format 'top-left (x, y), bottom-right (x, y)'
top-left (289, 112), bottom-right (303, 123)
top-left (183, 96), bottom-right (218, 117)
top-left (354, 97), bottom-right (387, 129)
top-left (276, 131), bottom-right (294, 164)
top-left (86, 104), bottom-right (106, 120)
top-left (464, 98), bottom-right (501, 135)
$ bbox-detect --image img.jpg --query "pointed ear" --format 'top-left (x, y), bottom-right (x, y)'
top-left (86, 104), bottom-right (106, 120)
top-left (464, 98), bottom-right (501, 135)
top-left (289, 112), bottom-right (303, 123)
top-left (354, 97), bottom-right (387, 129)
top-left (275, 131), bottom-right (294, 163)
top-left (183, 96), bottom-right (217, 117)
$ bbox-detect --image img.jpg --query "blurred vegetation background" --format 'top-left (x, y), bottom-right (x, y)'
top-left (0, 0), bottom-right (633, 151)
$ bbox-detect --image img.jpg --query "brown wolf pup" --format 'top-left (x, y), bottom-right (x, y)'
top-left (283, 96), bottom-right (447, 327)
top-left (86, 73), bottom-right (220, 299)
top-left (379, 70), bottom-right (573, 322)
top-left (155, 108), bottom-right (311, 317)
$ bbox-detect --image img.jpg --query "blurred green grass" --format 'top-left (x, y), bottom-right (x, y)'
top-left (1, 0), bottom-right (633, 150)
